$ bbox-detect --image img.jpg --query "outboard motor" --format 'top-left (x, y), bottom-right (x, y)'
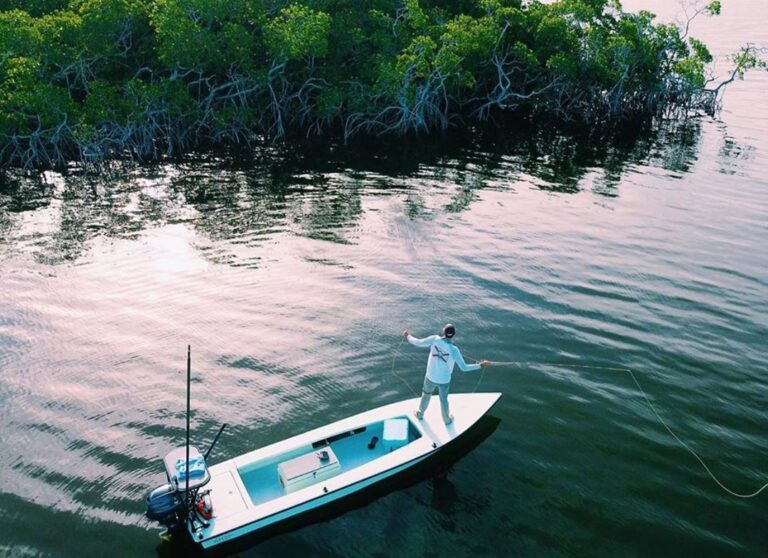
top-left (145, 445), bottom-right (213, 536)
top-left (144, 349), bottom-right (227, 539)
top-left (146, 483), bottom-right (186, 532)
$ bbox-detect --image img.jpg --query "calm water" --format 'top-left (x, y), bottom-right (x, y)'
top-left (1, 2), bottom-right (767, 557)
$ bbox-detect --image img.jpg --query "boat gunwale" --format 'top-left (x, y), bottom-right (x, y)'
top-left (193, 392), bottom-right (502, 546)
top-left (201, 445), bottom-right (436, 547)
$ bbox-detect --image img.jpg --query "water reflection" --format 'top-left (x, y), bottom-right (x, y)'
top-left (0, 118), bottom-right (732, 270)
top-left (429, 474), bottom-right (460, 532)
top-left (642, 120), bottom-right (703, 174)
top-left (2, 2), bottom-right (766, 555)
top-left (718, 134), bottom-right (756, 176)
top-left (1, 106), bottom-right (766, 558)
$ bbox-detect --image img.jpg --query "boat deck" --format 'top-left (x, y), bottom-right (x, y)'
top-left (239, 421), bottom-right (407, 506)
top-left (194, 394), bottom-right (502, 549)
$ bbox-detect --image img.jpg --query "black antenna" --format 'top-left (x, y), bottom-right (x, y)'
top-left (205, 423), bottom-right (227, 461)
top-left (185, 345), bottom-right (191, 518)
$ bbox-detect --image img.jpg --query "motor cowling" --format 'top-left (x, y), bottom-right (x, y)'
top-left (145, 483), bottom-right (185, 528)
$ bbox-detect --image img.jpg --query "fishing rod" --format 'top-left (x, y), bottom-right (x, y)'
top-left (205, 423), bottom-right (228, 461)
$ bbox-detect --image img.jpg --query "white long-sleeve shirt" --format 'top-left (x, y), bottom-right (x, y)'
top-left (407, 334), bottom-right (480, 384)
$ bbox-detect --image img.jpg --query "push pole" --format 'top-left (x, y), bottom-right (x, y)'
top-left (185, 345), bottom-right (191, 519)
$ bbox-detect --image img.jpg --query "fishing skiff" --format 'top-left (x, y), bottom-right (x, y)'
top-left (146, 390), bottom-right (501, 550)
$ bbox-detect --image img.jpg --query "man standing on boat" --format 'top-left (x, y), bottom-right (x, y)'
top-left (404, 324), bottom-right (491, 425)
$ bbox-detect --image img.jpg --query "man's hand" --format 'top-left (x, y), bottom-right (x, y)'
top-left (480, 360), bottom-right (492, 368)
top-left (403, 329), bottom-right (409, 339)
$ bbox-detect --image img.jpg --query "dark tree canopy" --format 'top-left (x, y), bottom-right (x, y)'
top-left (0, 0), bottom-right (763, 168)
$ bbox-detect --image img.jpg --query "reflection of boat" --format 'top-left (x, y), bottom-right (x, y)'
top-left (147, 381), bottom-right (500, 553)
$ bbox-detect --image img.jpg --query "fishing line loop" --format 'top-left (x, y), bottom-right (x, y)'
top-left (475, 359), bottom-right (768, 499)
top-left (392, 341), bottom-right (767, 499)
top-left (391, 335), bottom-right (420, 398)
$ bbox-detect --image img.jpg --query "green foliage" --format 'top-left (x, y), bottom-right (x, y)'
top-left (673, 57), bottom-right (706, 88)
top-left (0, 0), bottom-right (750, 168)
top-left (689, 38), bottom-right (712, 64)
top-left (150, 0), bottom-right (261, 71)
top-left (0, 0), bottom-right (68, 17)
top-left (80, 79), bottom-right (127, 124)
top-left (730, 45), bottom-right (768, 79)
top-left (396, 35), bottom-right (438, 79)
top-left (77, 0), bottom-right (150, 57)
top-left (436, 15), bottom-right (498, 85)
top-left (0, 56), bottom-right (76, 134)
top-left (403, 0), bottom-right (429, 32)
top-left (265, 4), bottom-right (331, 61)
top-left (30, 12), bottom-right (85, 84)
top-left (150, 0), bottom-right (217, 69)
top-left (0, 10), bottom-right (43, 58)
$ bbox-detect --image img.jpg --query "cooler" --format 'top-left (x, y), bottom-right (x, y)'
top-left (382, 418), bottom-right (409, 451)
top-left (278, 447), bottom-right (341, 493)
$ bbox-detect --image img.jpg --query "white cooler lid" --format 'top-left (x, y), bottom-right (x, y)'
top-left (383, 418), bottom-right (409, 442)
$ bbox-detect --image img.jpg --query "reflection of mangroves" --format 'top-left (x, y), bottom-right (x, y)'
top-left (2, 0), bottom-right (758, 169)
top-left (0, 116), bottom-right (714, 264)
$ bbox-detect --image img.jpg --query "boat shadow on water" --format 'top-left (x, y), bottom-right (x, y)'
top-left (155, 414), bottom-right (501, 558)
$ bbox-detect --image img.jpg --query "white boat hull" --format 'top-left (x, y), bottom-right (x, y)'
top-left (190, 392), bottom-right (502, 549)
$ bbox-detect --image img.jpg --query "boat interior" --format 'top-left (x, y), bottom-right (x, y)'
top-left (237, 416), bottom-right (422, 506)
